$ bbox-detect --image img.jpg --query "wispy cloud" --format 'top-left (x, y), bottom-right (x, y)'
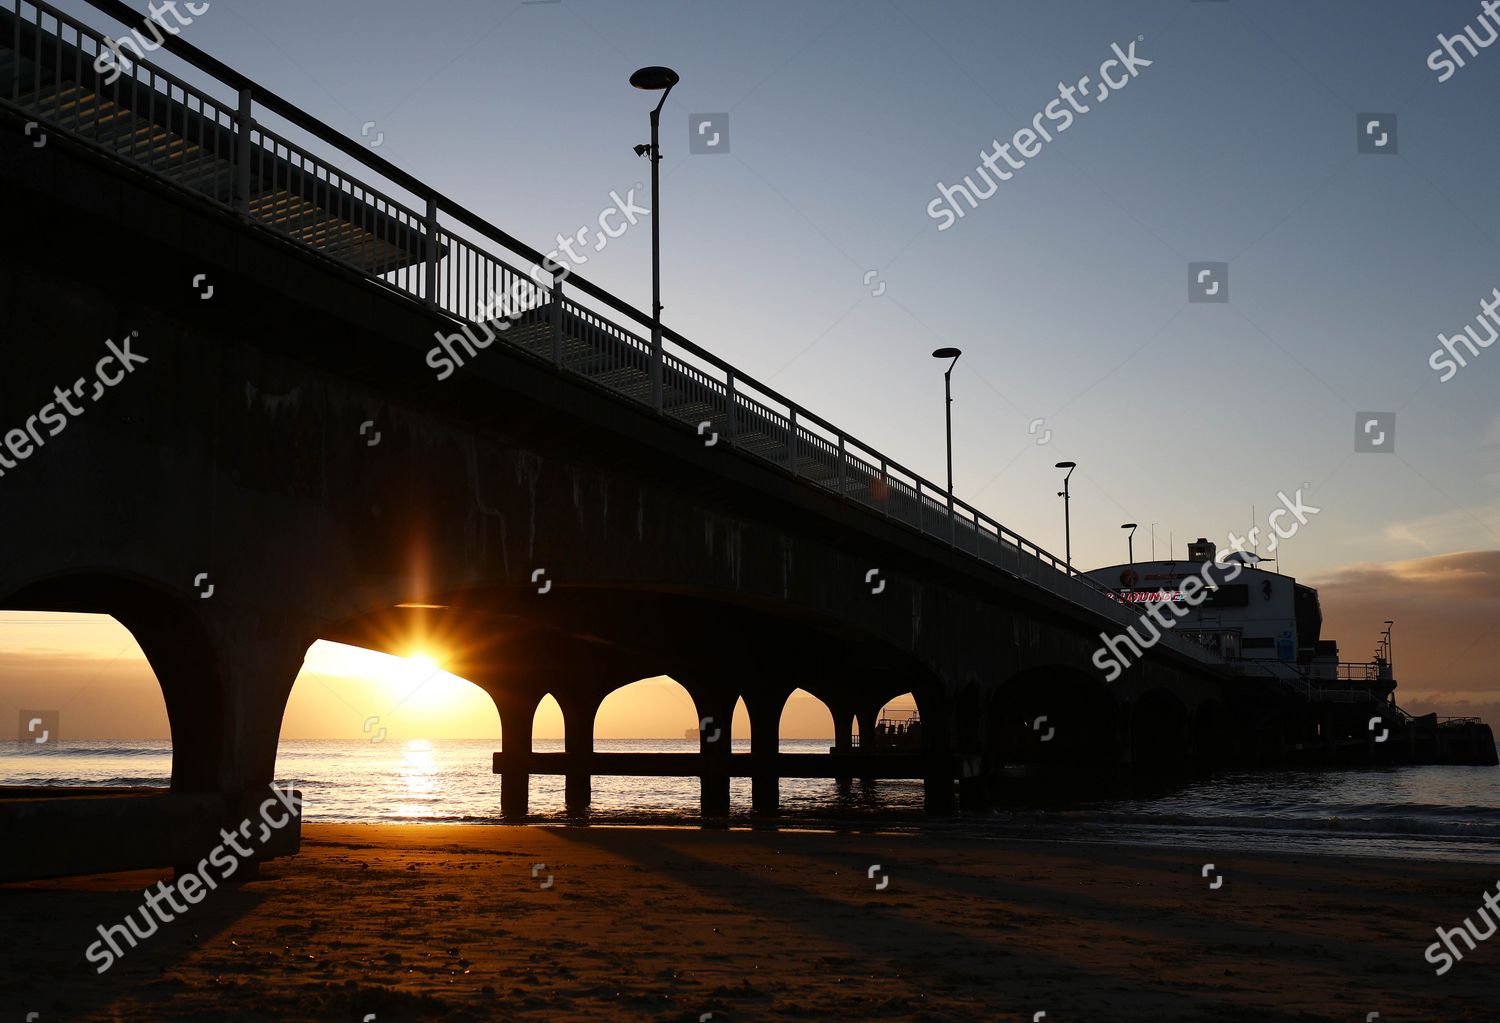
top-left (1311, 550), bottom-right (1500, 719)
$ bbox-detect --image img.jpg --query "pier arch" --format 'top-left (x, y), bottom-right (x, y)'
top-left (990, 665), bottom-right (1120, 769)
top-left (1129, 688), bottom-right (1190, 770)
top-left (780, 688), bottom-right (837, 751)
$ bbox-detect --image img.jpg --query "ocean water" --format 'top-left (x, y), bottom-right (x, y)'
top-left (2, 738), bottom-right (1496, 862)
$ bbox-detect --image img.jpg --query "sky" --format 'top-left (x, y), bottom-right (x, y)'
top-left (5, 0), bottom-right (1500, 737)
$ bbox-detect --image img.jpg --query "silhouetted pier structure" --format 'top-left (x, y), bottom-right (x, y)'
top-left (0, 0), bottom-right (1490, 880)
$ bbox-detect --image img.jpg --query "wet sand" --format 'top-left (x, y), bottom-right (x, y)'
top-left (1, 823), bottom-right (1495, 1021)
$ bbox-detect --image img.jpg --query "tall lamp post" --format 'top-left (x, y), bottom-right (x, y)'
top-left (931, 348), bottom-right (962, 538)
top-left (1055, 461), bottom-right (1076, 574)
top-left (630, 65), bottom-right (679, 412)
top-left (1121, 522), bottom-right (1138, 564)
top-left (1382, 619), bottom-right (1394, 669)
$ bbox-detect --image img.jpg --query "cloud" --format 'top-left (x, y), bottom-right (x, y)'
top-left (1310, 550), bottom-right (1500, 719)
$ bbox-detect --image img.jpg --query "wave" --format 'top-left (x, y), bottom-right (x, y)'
top-left (987, 808), bottom-right (1500, 842)
top-left (1, 743), bottom-right (169, 757)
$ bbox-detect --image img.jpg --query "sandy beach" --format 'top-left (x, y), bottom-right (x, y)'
top-left (0, 823), bottom-right (1493, 1021)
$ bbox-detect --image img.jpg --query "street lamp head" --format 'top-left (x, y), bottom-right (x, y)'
top-left (630, 66), bottom-right (680, 91)
top-left (932, 347), bottom-right (962, 360)
top-left (1055, 461), bottom-right (1076, 469)
top-left (1122, 522), bottom-right (1137, 530)
top-left (1384, 619), bottom-right (1394, 625)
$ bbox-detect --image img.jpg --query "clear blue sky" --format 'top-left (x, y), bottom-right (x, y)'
top-left (59, 0), bottom-right (1500, 577)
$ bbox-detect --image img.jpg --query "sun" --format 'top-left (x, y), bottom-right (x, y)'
top-left (291, 640), bottom-right (497, 739)
top-left (405, 651), bottom-right (440, 673)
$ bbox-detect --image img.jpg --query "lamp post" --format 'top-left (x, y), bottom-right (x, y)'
top-left (1055, 461), bottom-right (1076, 574)
top-left (1121, 522), bottom-right (1138, 564)
top-left (931, 348), bottom-right (962, 518)
top-left (1383, 619), bottom-right (1394, 669)
top-left (630, 65), bottom-right (679, 412)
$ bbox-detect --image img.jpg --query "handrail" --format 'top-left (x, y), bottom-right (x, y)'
top-left (67, 0), bottom-right (1095, 577)
top-left (9, 0), bottom-right (1209, 659)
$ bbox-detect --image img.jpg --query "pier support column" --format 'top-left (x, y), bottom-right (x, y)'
top-left (920, 695), bottom-right (956, 816)
top-left (923, 768), bottom-right (956, 814)
top-left (831, 702), bottom-right (855, 788)
top-left (958, 773), bottom-right (989, 812)
top-left (744, 689), bottom-right (790, 816)
top-left (856, 705), bottom-right (880, 785)
top-left (558, 691), bottom-right (596, 818)
top-left (492, 691), bottom-right (541, 821)
top-left (697, 690), bottom-right (736, 819)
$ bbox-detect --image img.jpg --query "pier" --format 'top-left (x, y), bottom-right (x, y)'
top-left (0, 0), bottom-right (1490, 884)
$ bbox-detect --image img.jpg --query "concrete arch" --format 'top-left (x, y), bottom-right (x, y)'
top-left (780, 688), bottom-right (837, 751)
top-left (1191, 698), bottom-right (1229, 768)
top-left (0, 571), bottom-right (312, 879)
top-left (1129, 688), bottom-right (1191, 771)
top-left (594, 675), bottom-right (699, 741)
top-left (284, 639), bottom-right (502, 745)
top-left (0, 609), bottom-right (167, 741)
top-left (990, 665), bottom-right (1120, 770)
top-left (863, 691), bottom-right (923, 751)
top-left (4, 572), bottom-right (240, 792)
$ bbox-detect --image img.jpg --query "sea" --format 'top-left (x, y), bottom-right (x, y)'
top-left (3, 738), bottom-right (1497, 863)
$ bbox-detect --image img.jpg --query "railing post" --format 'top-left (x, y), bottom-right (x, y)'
top-left (424, 197), bottom-right (440, 308)
top-left (788, 409), bottom-right (798, 476)
top-left (837, 435), bottom-right (846, 496)
top-left (551, 273), bottom-right (564, 368)
top-left (234, 86), bottom-right (253, 215)
top-left (880, 459), bottom-right (890, 518)
top-left (725, 370), bottom-right (737, 446)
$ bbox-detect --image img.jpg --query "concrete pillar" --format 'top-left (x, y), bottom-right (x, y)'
top-left (831, 703), bottom-right (855, 786)
top-left (154, 619), bottom-right (308, 804)
top-left (557, 691), bottom-right (596, 818)
top-left (744, 690), bottom-right (788, 816)
top-left (691, 689), bottom-right (736, 819)
top-left (148, 613), bottom-right (312, 877)
top-left (855, 705), bottom-right (879, 784)
top-left (958, 774), bottom-right (988, 812)
top-left (919, 694), bottom-right (956, 816)
top-left (493, 693), bottom-right (539, 820)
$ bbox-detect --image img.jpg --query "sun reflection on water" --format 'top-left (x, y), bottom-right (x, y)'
top-left (393, 738), bottom-right (441, 818)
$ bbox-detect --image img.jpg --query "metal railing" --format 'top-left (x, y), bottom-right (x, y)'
top-left (1228, 658), bottom-right (1409, 708)
top-left (1, 0), bottom-right (1221, 665)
